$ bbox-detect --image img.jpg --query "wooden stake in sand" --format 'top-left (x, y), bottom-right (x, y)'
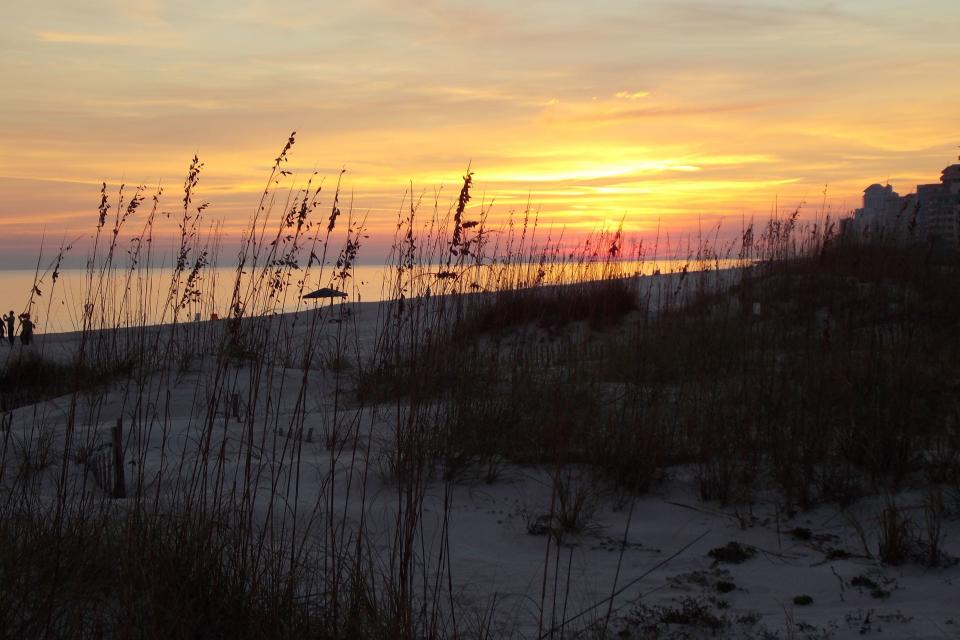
top-left (111, 418), bottom-right (126, 499)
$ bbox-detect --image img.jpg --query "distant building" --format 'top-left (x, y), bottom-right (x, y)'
top-left (917, 164), bottom-right (960, 250)
top-left (843, 163), bottom-right (960, 251)
top-left (851, 183), bottom-right (907, 243)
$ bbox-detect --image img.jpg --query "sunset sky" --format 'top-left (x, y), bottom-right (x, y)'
top-left (2, 0), bottom-right (959, 266)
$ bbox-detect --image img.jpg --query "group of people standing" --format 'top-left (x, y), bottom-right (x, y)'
top-left (0, 310), bottom-right (35, 346)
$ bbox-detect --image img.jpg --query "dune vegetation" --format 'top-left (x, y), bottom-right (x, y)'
top-left (1, 134), bottom-right (958, 639)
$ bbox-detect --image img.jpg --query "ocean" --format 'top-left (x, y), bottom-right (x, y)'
top-left (0, 259), bottom-right (737, 335)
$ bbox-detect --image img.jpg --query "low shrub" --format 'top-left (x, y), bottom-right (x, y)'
top-left (707, 542), bottom-right (756, 564)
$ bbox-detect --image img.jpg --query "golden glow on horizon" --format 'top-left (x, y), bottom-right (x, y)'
top-left (2, 0), bottom-right (959, 264)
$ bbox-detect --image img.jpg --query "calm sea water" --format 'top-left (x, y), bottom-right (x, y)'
top-left (0, 265), bottom-right (392, 335)
top-left (0, 259), bottom-right (738, 335)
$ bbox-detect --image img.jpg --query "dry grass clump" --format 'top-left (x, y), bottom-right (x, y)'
top-left (364, 201), bottom-right (960, 527)
top-left (0, 502), bottom-right (312, 638)
top-left (0, 137), bottom-right (482, 639)
top-left (0, 352), bottom-right (135, 411)
top-left (453, 276), bottom-right (639, 338)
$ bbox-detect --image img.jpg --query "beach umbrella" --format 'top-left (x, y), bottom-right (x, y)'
top-left (302, 287), bottom-right (348, 300)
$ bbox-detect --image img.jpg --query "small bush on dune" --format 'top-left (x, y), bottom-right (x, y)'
top-left (0, 504), bottom-right (312, 639)
top-left (626, 597), bottom-right (728, 635)
top-left (707, 542), bottom-right (756, 564)
top-left (11, 429), bottom-right (55, 482)
top-left (552, 470), bottom-right (600, 537)
top-left (455, 277), bottom-right (638, 338)
top-left (921, 487), bottom-right (947, 567)
top-left (0, 352), bottom-right (134, 410)
top-left (877, 501), bottom-right (914, 566)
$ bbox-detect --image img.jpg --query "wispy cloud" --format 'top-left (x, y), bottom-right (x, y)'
top-left (78, 97), bottom-right (231, 113)
top-left (653, 1), bottom-right (849, 30)
top-left (601, 101), bottom-right (773, 122)
top-left (33, 30), bottom-right (177, 47)
top-left (615, 91), bottom-right (650, 100)
top-left (545, 98), bottom-right (775, 125)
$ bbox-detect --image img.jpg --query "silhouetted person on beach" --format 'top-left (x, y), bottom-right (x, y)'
top-left (3, 311), bottom-right (13, 346)
top-left (19, 314), bottom-right (34, 346)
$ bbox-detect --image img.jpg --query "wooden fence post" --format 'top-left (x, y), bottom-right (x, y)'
top-left (111, 418), bottom-right (126, 499)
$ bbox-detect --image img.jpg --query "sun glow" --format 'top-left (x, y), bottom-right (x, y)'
top-left (1, 1), bottom-right (958, 266)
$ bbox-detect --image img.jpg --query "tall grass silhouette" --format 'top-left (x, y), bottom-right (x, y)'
top-left (1, 133), bottom-right (958, 639)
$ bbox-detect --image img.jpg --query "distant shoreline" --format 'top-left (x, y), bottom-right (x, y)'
top-left (0, 261), bottom-right (744, 342)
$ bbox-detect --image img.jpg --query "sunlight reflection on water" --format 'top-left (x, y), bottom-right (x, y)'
top-left (0, 258), bottom-right (741, 334)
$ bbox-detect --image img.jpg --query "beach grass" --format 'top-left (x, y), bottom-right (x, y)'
top-left (1, 135), bottom-right (958, 638)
